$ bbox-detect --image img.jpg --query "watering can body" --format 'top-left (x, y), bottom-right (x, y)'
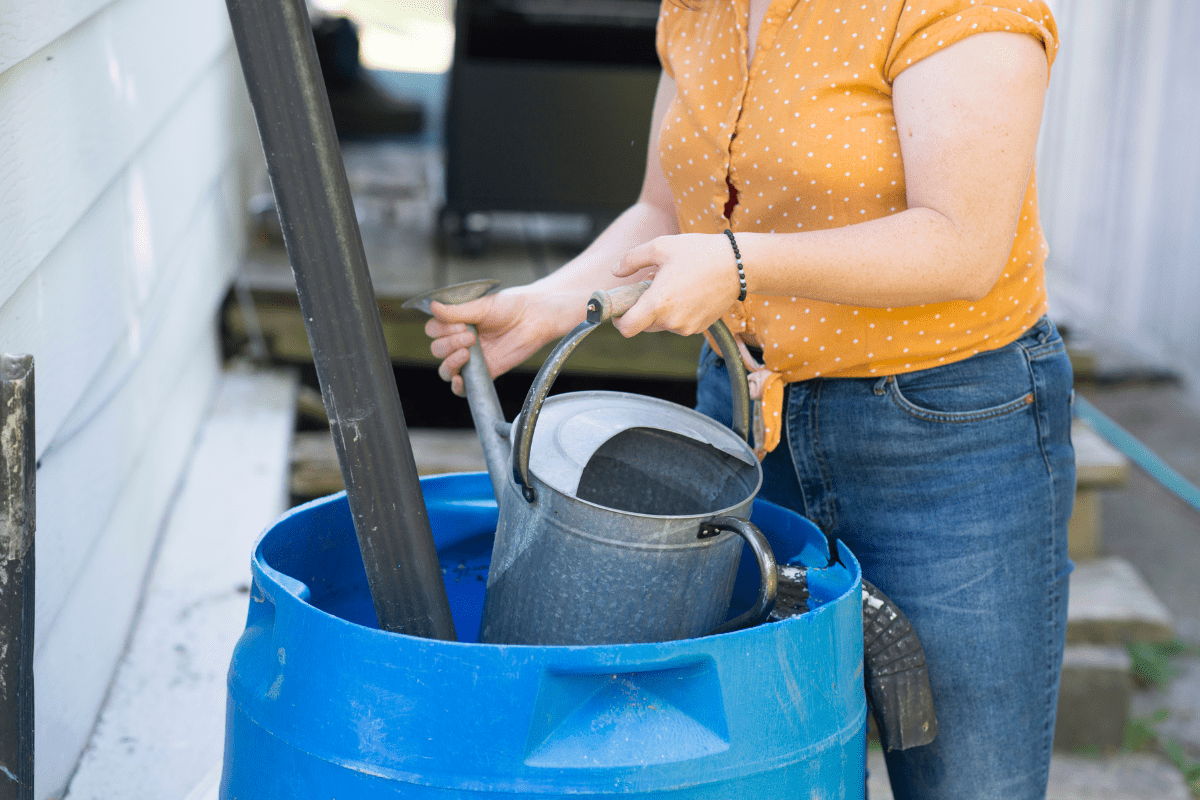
top-left (482, 392), bottom-right (762, 645)
top-left (405, 281), bottom-right (775, 646)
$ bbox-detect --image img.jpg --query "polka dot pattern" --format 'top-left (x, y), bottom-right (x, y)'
top-left (656, 0), bottom-right (1059, 387)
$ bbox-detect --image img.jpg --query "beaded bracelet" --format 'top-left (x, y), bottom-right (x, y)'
top-left (723, 229), bottom-right (747, 301)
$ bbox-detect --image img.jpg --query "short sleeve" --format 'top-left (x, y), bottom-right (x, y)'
top-left (883, 0), bottom-right (1058, 84)
top-left (656, 1), bottom-right (676, 79)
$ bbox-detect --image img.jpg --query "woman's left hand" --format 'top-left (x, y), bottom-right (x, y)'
top-left (610, 233), bottom-right (742, 337)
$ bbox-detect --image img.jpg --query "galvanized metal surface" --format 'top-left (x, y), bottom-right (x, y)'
top-left (512, 292), bottom-right (750, 498)
top-left (526, 392), bottom-right (756, 503)
top-left (703, 516), bottom-right (778, 635)
top-left (476, 286), bottom-right (764, 645)
top-left (402, 280), bottom-right (509, 500)
top-left (482, 388), bottom-right (768, 645)
top-left (585, 281), bottom-right (750, 442)
top-left (403, 279), bottom-right (765, 645)
top-left (482, 472), bottom-right (753, 645)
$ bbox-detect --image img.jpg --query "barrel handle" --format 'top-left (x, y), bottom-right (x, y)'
top-left (702, 516), bottom-right (778, 635)
top-left (511, 281), bottom-right (753, 503)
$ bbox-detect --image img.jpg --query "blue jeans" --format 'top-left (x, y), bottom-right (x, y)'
top-left (696, 317), bottom-right (1075, 800)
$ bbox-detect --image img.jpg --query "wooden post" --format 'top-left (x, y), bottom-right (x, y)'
top-left (0, 355), bottom-right (34, 800)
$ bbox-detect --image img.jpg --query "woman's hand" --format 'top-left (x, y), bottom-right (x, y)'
top-left (426, 287), bottom-right (580, 396)
top-left (610, 233), bottom-right (741, 338)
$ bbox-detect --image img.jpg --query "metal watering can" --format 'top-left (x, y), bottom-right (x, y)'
top-left (406, 280), bottom-right (778, 645)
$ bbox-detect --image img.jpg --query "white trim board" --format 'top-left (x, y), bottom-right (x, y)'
top-left (0, 0), bottom-right (117, 74)
top-left (0, 0), bottom-right (234, 301)
top-left (0, 54), bottom-right (242, 462)
top-left (62, 367), bottom-right (297, 800)
top-left (34, 339), bottom-right (222, 800)
top-left (33, 183), bottom-right (240, 657)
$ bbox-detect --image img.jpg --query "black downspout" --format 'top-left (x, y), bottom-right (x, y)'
top-left (0, 354), bottom-right (35, 800)
top-left (224, 0), bottom-right (456, 640)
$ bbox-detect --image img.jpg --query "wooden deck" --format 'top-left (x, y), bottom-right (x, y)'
top-left (228, 142), bottom-right (702, 380)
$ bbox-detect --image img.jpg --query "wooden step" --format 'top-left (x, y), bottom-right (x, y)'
top-left (1074, 418), bottom-right (1131, 488)
top-left (290, 428), bottom-right (485, 499)
top-left (226, 287), bottom-right (703, 380)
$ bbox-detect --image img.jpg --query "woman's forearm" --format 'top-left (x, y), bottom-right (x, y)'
top-left (485, 199), bottom-right (679, 343)
top-left (527, 200), bottom-right (681, 327)
top-left (734, 200), bottom-right (1022, 308)
top-left (540, 200), bottom-right (680, 292)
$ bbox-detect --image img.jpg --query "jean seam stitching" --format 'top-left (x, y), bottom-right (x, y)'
top-left (1040, 386), bottom-right (1061, 787)
top-left (696, 342), bottom-right (718, 383)
top-left (885, 380), bottom-right (1033, 424)
top-left (1024, 341), bottom-right (1066, 361)
top-left (1017, 339), bottom-right (1055, 476)
top-left (1020, 334), bottom-right (1062, 780)
top-left (810, 379), bottom-right (838, 533)
top-left (784, 384), bottom-right (815, 524)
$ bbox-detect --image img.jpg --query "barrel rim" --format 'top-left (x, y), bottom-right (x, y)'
top-left (251, 473), bottom-right (861, 652)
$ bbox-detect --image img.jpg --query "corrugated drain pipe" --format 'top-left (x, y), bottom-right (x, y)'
top-left (224, 0), bottom-right (456, 640)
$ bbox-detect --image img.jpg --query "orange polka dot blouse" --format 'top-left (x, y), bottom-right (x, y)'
top-left (656, 0), bottom-right (1058, 453)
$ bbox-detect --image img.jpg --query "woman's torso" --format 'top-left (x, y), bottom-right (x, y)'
top-left (656, 0), bottom-right (1057, 382)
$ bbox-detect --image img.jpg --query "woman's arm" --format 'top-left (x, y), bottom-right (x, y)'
top-left (428, 72), bottom-right (681, 394)
top-left (612, 32), bottom-right (1050, 338)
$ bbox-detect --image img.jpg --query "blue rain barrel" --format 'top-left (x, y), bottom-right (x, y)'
top-left (221, 472), bottom-right (866, 798)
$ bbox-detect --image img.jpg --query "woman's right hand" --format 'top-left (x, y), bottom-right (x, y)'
top-left (426, 286), bottom-right (580, 396)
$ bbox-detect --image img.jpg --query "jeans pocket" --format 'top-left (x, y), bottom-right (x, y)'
top-left (882, 344), bottom-right (1037, 424)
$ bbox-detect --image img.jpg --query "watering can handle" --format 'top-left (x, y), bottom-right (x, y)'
top-left (511, 282), bottom-right (753, 503)
top-left (585, 280), bottom-right (652, 322)
top-left (702, 516), bottom-right (778, 634)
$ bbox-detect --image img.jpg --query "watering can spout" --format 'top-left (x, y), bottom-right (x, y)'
top-left (403, 280), bottom-right (510, 502)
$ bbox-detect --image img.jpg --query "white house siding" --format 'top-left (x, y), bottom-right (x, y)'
top-left (1039, 1), bottom-right (1200, 392)
top-left (0, 0), bottom-right (244, 795)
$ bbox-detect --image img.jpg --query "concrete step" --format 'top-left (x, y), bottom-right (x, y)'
top-left (1056, 645), bottom-right (1135, 752)
top-left (1131, 654), bottom-right (1200, 765)
top-left (1069, 557), bottom-right (1175, 646)
top-left (1053, 557), bottom-right (1176, 753)
top-left (64, 368), bottom-right (299, 800)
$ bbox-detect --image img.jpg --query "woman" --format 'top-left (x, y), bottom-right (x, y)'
top-left (426, 1), bottom-right (1073, 797)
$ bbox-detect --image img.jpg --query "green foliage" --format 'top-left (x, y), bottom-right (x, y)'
top-left (1127, 640), bottom-right (1193, 688)
top-left (1122, 692), bottom-right (1200, 797)
top-left (1124, 707), bottom-right (1170, 751)
top-left (1120, 639), bottom-right (1200, 796)
top-left (1161, 738), bottom-right (1200, 798)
